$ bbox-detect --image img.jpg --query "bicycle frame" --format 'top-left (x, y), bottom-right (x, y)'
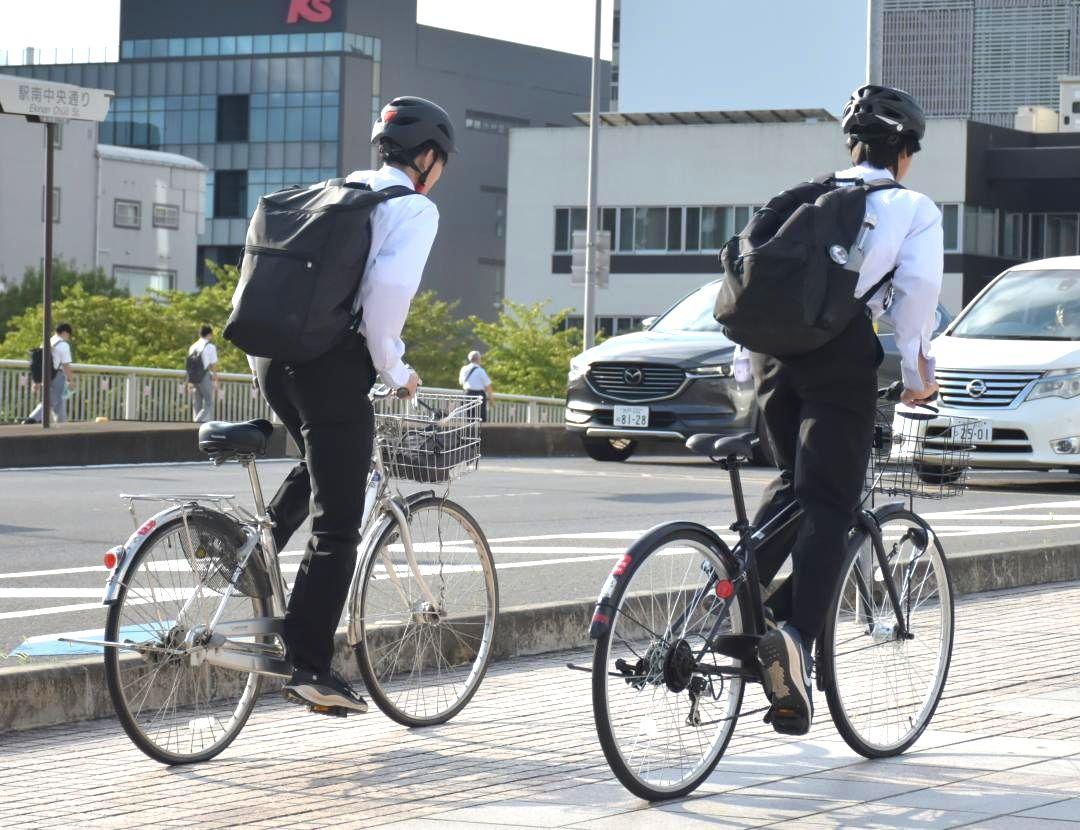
top-left (81, 439), bottom-right (444, 679)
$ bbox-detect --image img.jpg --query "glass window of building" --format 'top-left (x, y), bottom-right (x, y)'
top-left (213, 171), bottom-right (248, 218)
top-left (114, 266), bottom-right (175, 296)
top-left (114, 199), bottom-right (141, 229)
top-left (634, 207), bottom-right (666, 251)
top-left (618, 208), bottom-right (634, 251)
top-left (1045, 214), bottom-right (1080, 258)
top-left (940, 204), bottom-right (960, 251)
top-left (667, 207), bottom-right (682, 251)
top-left (699, 207), bottom-right (728, 250)
top-left (153, 203), bottom-right (181, 230)
top-left (217, 94), bottom-right (250, 142)
top-left (685, 207), bottom-right (700, 251)
top-left (1003, 213), bottom-right (1023, 259)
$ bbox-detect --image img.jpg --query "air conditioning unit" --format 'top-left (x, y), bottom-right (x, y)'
top-left (1014, 106), bottom-right (1058, 133)
top-left (1059, 76), bottom-right (1080, 132)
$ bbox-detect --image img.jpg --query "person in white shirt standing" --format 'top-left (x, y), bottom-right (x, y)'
top-left (255, 96), bottom-right (452, 715)
top-left (752, 85), bottom-right (942, 737)
top-left (25, 322), bottom-right (75, 423)
top-left (459, 350), bottom-right (493, 421)
top-left (187, 324), bottom-right (220, 423)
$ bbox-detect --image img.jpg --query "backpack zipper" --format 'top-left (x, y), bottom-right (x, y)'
top-left (244, 245), bottom-right (318, 268)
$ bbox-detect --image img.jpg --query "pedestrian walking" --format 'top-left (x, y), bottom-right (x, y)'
top-left (25, 322), bottom-right (75, 423)
top-left (186, 325), bottom-right (220, 423)
top-left (459, 350), bottom-right (493, 421)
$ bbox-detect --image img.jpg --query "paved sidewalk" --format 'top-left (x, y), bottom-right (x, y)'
top-left (4, 582), bottom-right (1080, 830)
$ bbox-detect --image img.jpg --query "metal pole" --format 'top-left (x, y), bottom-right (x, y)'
top-left (42, 121), bottom-right (56, 429)
top-left (583, 0), bottom-right (602, 351)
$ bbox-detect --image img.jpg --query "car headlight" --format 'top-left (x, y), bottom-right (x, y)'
top-left (1024, 368), bottom-right (1080, 402)
top-left (686, 363), bottom-right (732, 378)
top-left (568, 357), bottom-right (589, 383)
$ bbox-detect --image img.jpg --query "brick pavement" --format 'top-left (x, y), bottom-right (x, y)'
top-left (3, 581), bottom-right (1080, 829)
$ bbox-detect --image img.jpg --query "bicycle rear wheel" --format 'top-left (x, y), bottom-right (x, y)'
top-left (104, 510), bottom-right (269, 765)
top-left (820, 508), bottom-right (954, 757)
top-left (354, 495), bottom-right (497, 726)
top-left (592, 526), bottom-right (749, 801)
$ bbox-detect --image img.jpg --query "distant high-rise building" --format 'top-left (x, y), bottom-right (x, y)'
top-left (868, 0), bottom-right (1080, 126)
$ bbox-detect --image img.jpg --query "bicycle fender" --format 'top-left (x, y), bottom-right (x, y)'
top-left (102, 504), bottom-right (192, 605)
top-left (860, 501), bottom-right (931, 547)
top-left (588, 521), bottom-right (734, 640)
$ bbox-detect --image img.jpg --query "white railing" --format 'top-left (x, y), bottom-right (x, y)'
top-left (0, 359), bottom-right (565, 426)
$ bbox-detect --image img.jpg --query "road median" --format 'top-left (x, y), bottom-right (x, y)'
top-left (2, 541), bottom-right (1078, 734)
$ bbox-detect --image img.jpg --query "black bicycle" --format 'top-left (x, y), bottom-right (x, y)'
top-left (586, 384), bottom-right (978, 800)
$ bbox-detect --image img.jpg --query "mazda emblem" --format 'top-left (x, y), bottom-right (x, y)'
top-left (623, 368), bottom-right (644, 386)
top-left (966, 379), bottom-right (987, 398)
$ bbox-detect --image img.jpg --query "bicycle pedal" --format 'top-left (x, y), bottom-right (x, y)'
top-left (282, 689), bottom-right (351, 718)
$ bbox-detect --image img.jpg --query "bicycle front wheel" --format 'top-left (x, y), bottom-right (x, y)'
top-left (592, 526), bottom-right (748, 801)
top-left (104, 510), bottom-right (268, 765)
top-left (354, 495), bottom-right (497, 726)
top-left (820, 508), bottom-right (954, 757)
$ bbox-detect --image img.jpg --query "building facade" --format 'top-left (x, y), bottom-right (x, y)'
top-left (0, 99), bottom-right (205, 294)
top-left (7, 0), bottom-right (605, 315)
top-left (505, 113), bottom-right (1080, 334)
top-left (868, 0), bottom-right (1080, 126)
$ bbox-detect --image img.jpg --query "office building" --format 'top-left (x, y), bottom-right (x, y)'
top-left (4, 0), bottom-right (605, 315)
top-left (868, 0), bottom-right (1080, 126)
top-left (505, 112), bottom-right (1080, 333)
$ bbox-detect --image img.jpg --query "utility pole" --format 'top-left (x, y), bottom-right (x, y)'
top-left (583, 0), bottom-right (602, 350)
top-left (42, 121), bottom-right (56, 428)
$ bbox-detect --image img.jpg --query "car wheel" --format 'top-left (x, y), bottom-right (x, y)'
top-left (581, 436), bottom-right (637, 462)
top-left (915, 463), bottom-right (964, 486)
top-left (753, 416), bottom-right (775, 468)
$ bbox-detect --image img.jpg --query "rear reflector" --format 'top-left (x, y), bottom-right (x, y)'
top-left (103, 550), bottom-right (119, 570)
top-left (715, 579), bottom-right (734, 599)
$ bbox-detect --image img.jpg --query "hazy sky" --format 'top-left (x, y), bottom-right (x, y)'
top-left (0, 0), bottom-right (615, 58)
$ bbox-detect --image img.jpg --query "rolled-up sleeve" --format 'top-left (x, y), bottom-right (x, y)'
top-left (359, 202), bottom-right (439, 387)
top-left (887, 199), bottom-right (943, 391)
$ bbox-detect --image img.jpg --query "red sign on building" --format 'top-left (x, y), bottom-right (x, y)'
top-left (286, 0), bottom-right (333, 24)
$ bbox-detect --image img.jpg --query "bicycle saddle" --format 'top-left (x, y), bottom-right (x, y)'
top-left (198, 419), bottom-right (275, 455)
top-left (685, 432), bottom-right (755, 460)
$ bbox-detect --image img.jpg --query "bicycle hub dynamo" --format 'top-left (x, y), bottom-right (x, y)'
top-left (662, 639), bottom-right (697, 693)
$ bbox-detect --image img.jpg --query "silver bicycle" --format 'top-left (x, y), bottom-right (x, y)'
top-left (73, 387), bottom-right (498, 765)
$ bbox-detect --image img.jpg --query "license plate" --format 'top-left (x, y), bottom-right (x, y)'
top-left (953, 420), bottom-right (992, 443)
top-left (613, 405), bottom-right (649, 428)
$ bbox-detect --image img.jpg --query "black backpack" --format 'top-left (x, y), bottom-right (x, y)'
top-left (29, 347), bottom-right (59, 384)
top-left (224, 179), bottom-right (416, 363)
top-left (714, 175), bottom-right (901, 358)
top-left (185, 345), bottom-right (208, 384)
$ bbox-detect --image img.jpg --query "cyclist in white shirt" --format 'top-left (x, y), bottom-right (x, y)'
top-left (188, 325), bottom-right (220, 423)
top-left (459, 350), bottom-right (493, 421)
top-left (25, 322), bottom-right (75, 423)
top-left (753, 85), bottom-right (942, 736)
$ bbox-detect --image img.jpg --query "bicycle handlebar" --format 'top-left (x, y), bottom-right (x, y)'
top-left (878, 381), bottom-right (939, 413)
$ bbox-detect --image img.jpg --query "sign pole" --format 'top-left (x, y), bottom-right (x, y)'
top-left (42, 121), bottom-right (56, 429)
top-left (583, 0), bottom-right (602, 351)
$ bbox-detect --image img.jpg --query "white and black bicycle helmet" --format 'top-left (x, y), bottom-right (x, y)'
top-left (841, 84), bottom-right (925, 147)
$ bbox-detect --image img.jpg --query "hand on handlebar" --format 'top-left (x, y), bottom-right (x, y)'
top-left (900, 380), bottom-right (939, 408)
top-left (399, 371), bottom-right (421, 400)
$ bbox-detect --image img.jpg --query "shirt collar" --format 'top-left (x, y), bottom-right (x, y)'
top-left (854, 162), bottom-right (895, 181)
top-left (374, 165), bottom-right (416, 191)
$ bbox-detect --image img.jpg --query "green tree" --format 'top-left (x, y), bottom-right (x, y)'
top-left (0, 260), bottom-right (249, 372)
top-left (401, 291), bottom-right (473, 388)
top-left (468, 301), bottom-right (583, 397)
top-left (0, 260), bottom-right (128, 340)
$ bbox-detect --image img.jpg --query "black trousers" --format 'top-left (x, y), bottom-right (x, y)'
top-left (750, 313), bottom-right (882, 640)
top-left (466, 389), bottom-right (488, 422)
top-left (255, 338), bottom-right (375, 674)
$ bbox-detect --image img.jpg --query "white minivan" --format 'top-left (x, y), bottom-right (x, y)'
top-left (930, 255), bottom-right (1080, 474)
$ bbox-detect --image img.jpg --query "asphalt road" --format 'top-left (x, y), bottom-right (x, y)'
top-left (2, 454), bottom-right (1078, 662)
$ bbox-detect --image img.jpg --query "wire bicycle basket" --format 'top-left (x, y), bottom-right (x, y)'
top-left (374, 390), bottom-right (482, 484)
top-left (866, 406), bottom-right (979, 499)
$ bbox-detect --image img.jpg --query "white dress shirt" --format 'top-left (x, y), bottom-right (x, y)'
top-left (189, 338), bottom-right (218, 369)
top-left (833, 163), bottom-right (944, 391)
top-left (50, 335), bottom-right (72, 368)
top-left (459, 363), bottom-right (491, 391)
top-left (346, 166), bottom-right (439, 387)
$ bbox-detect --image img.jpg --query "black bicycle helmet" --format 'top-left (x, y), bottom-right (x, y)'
top-left (841, 84), bottom-right (925, 144)
top-left (370, 96), bottom-right (457, 157)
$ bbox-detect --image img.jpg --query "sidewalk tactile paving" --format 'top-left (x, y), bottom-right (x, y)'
top-left (3, 581), bottom-right (1080, 828)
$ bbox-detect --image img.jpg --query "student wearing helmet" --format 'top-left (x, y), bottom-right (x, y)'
top-left (263, 96), bottom-right (456, 715)
top-left (752, 85), bottom-right (943, 736)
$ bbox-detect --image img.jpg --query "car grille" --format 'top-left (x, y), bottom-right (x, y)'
top-left (936, 369), bottom-right (1042, 408)
top-left (588, 363), bottom-right (686, 402)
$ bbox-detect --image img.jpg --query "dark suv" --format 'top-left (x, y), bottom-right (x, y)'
top-left (565, 280), bottom-right (952, 462)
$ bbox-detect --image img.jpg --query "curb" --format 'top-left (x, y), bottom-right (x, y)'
top-left (2, 544), bottom-right (1078, 734)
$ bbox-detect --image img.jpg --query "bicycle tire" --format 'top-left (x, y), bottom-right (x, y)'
top-left (104, 511), bottom-right (268, 765)
top-left (819, 507), bottom-right (954, 758)
top-left (592, 524), bottom-right (749, 801)
top-left (354, 495), bottom-right (498, 727)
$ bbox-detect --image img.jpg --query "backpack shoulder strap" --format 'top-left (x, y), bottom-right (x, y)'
top-left (464, 364), bottom-right (480, 384)
top-left (864, 179), bottom-right (904, 193)
top-left (376, 185), bottom-right (419, 201)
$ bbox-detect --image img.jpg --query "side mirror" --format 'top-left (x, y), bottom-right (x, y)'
top-left (641, 316), bottom-right (658, 329)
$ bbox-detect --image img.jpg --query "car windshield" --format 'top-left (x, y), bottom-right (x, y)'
top-left (951, 269), bottom-right (1080, 341)
top-left (651, 283), bottom-right (730, 336)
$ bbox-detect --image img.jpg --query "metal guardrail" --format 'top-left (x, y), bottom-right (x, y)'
top-left (0, 359), bottom-right (565, 426)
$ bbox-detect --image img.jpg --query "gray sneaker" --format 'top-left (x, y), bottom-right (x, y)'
top-left (758, 623), bottom-right (813, 735)
top-left (283, 667), bottom-right (368, 716)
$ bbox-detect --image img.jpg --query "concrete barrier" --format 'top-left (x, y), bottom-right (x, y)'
top-left (2, 541), bottom-right (1077, 734)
